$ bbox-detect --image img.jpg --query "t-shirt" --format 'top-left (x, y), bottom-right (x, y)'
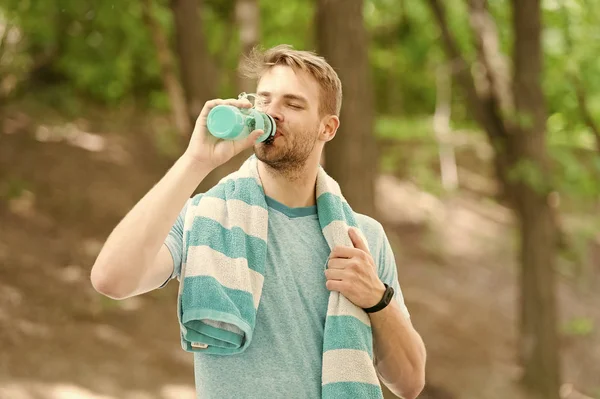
top-left (162, 194), bottom-right (410, 399)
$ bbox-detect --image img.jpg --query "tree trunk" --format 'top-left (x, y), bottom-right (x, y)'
top-left (433, 63), bottom-right (458, 191)
top-left (141, 0), bottom-right (191, 137)
top-left (170, 0), bottom-right (216, 119)
top-left (196, 0), bottom-right (261, 194)
top-left (511, 1), bottom-right (561, 397)
top-left (427, 1), bottom-right (562, 396)
top-left (316, 0), bottom-right (377, 217)
top-left (235, 0), bottom-right (260, 94)
top-left (201, 0), bottom-right (261, 194)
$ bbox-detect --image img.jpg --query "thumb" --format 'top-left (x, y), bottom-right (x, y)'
top-left (349, 227), bottom-right (370, 253)
top-left (244, 129), bottom-right (264, 148)
top-left (234, 129), bottom-right (264, 155)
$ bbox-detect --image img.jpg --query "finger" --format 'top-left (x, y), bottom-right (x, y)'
top-left (198, 98), bottom-right (252, 122)
top-left (325, 279), bottom-right (346, 293)
top-left (221, 98), bottom-right (253, 108)
top-left (327, 258), bottom-right (354, 270)
top-left (234, 129), bottom-right (263, 152)
top-left (329, 245), bottom-right (362, 260)
top-left (349, 227), bottom-right (370, 253)
top-left (197, 98), bottom-right (224, 119)
top-left (324, 268), bottom-right (350, 281)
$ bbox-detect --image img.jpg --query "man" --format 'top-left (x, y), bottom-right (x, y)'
top-left (91, 44), bottom-right (426, 399)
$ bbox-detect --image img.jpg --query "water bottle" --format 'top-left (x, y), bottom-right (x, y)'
top-left (206, 93), bottom-right (276, 143)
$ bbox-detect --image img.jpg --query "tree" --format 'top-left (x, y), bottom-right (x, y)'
top-left (170, 0), bottom-right (217, 119)
top-left (235, 0), bottom-right (260, 94)
top-left (141, 0), bottom-right (191, 137)
top-left (426, 0), bottom-right (561, 397)
top-left (316, 0), bottom-right (377, 217)
top-left (511, 1), bottom-right (561, 396)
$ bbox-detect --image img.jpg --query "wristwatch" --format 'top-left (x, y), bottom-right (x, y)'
top-left (362, 284), bottom-right (394, 313)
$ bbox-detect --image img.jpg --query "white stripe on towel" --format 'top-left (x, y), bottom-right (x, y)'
top-left (322, 349), bottom-right (380, 385)
top-left (326, 293), bottom-right (371, 327)
top-left (185, 245), bottom-right (264, 309)
top-left (187, 197), bottom-right (268, 240)
top-left (323, 221), bottom-right (353, 248)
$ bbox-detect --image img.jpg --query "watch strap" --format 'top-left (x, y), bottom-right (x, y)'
top-left (362, 283), bottom-right (394, 314)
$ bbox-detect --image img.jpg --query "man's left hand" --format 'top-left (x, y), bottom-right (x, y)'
top-left (325, 227), bottom-right (386, 309)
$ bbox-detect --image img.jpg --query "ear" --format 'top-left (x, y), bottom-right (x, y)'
top-left (319, 114), bottom-right (340, 142)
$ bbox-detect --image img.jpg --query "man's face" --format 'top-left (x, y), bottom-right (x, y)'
top-left (253, 65), bottom-right (323, 173)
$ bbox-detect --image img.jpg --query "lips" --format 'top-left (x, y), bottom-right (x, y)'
top-left (264, 130), bottom-right (282, 145)
top-left (269, 130), bottom-right (283, 141)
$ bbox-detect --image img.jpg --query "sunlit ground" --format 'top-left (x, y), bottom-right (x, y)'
top-left (0, 382), bottom-right (195, 399)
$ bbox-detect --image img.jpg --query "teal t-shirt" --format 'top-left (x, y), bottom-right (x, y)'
top-left (162, 195), bottom-right (410, 399)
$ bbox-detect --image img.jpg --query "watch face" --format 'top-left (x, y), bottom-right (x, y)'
top-left (384, 286), bottom-right (394, 303)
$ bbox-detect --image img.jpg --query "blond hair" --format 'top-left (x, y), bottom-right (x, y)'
top-left (240, 44), bottom-right (342, 116)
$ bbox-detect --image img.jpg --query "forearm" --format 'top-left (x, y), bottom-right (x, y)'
top-left (370, 300), bottom-right (426, 399)
top-left (91, 155), bottom-right (211, 297)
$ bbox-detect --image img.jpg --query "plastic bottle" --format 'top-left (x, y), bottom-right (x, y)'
top-left (206, 95), bottom-right (276, 143)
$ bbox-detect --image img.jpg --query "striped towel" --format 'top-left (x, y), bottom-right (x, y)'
top-left (176, 154), bottom-right (383, 398)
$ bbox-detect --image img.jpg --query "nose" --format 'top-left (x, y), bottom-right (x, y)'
top-left (263, 102), bottom-right (284, 124)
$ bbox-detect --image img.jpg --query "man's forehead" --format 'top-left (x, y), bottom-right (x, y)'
top-left (257, 65), bottom-right (318, 98)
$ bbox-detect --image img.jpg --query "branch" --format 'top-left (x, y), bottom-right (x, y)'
top-left (573, 81), bottom-right (600, 154)
top-left (426, 0), bottom-right (508, 144)
top-left (0, 23), bottom-right (12, 60)
top-left (466, 0), bottom-right (514, 119)
top-left (560, 0), bottom-right (600, 153)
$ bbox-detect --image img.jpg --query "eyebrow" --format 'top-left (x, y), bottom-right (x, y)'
top-left (257, 91), bottom-right (309, 105)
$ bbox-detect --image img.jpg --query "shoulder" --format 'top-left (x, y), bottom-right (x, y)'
top-left (354, 213), bottom-right (385, 241)
top-left (353, 212), bottom-right (386, 256)
top-left (353, 212), bottom-right (399, 276)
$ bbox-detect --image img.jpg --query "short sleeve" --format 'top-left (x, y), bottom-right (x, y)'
top-left (159, 199), bottom-right (189, 288)
top-left (376, 228), bottom-right (411, 320)
top-left (356, 214), bottom-right (411, 320)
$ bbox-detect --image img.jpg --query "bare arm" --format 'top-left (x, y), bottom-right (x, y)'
top-left (90, 98), bottom-right (264, 300)
top-left (372, 301), bottom-right (426, 399)
top-left (90, 155), bottom-right (211, 299)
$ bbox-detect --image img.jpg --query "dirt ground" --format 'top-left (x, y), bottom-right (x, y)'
top-left (0, 107), bottom-right (598, 399)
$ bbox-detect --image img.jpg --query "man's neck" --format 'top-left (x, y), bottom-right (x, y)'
top-left (257, 160), bottom-right (319, 208)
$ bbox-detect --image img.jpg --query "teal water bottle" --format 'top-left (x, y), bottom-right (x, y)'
top-left (206, 94), bottom-right (276, 143)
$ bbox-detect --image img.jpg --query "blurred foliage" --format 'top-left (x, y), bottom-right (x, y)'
top-left (562, 316), bottom-right (594, 337)
top-left (0, 177), bottom-right (30, 200)
top-left (0, 0), bottom-right (598, 201)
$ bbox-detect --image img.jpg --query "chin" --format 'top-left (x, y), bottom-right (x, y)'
top-left (255, 146), bottom-right (291, 165)
top-left (254, 145), bottom-right (274, 159)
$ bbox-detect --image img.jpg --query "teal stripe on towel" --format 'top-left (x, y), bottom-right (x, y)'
top-left (181, 275), bottom-right (256, 354)
top-left (184, 217), bottom-right (267, 275)
top-left (322, 381), bottom-right (383, 399)
top-left (323, 315), bottom-right (374, 358)
top-left (203, 177), bottom-right (268, 210)
top-left (316, 192), bottom-right (357, 229)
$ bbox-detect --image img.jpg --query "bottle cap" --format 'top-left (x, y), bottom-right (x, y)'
top-left (207, 105), bottom-right (244, 139)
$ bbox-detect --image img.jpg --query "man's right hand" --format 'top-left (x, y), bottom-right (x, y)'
top-left (92, 98), bottom-right (266, 300)
top-left (183, 98), bottom-right (265, 171)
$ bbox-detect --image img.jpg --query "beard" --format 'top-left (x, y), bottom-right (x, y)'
top-left (254, 125), bottom-right (319, 179)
